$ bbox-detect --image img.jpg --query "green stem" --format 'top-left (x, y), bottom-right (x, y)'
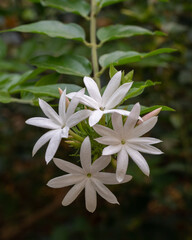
top-left (10, 98), bottom-right (33, 104)
top-left (69, 129), bottom-right (84, 142)
top-left (90, 0), bottom-right (101, 89)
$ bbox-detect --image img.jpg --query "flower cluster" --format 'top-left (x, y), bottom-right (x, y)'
top-left (26, 71), bottom-right (162, 212)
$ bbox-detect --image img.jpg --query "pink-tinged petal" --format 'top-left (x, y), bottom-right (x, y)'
top-left (128, 137), bottom-right (162, 145)
top-left (32, 130), bottom-right (56, 156)
top-left (95, 136), bottom-right (120, 145)
top-left (47, 174), bottom-right (85, 188)
top-left (131, 116), bottom-right (158, 138)
top-left (91, 155), bottom-right (111, 173)
top-left (102, 71), bottom-right (122, 106)
top-left (105, 82), bottom-right (133, 109)
top-left (66, 88), bottom-right (85, 119)
top-left (95, 172), bottom-right (132, 185)
top-left (126, 146), bottom-right (150, 176)
top-left (67, 110), bottom-right (91, 128)
top-left (80, 137), bottom-right (92, 173)
top-left (38, 98), bottom-right (61, 125)
top-left (58, 89), bottom-right (66, 123)
top-left (116, 148), bottom-right (129, 182)
top-left (61, 126), bottom-right (69, 138)
top-left (88, 110), bottom-right (103, 127)
top-left (62, 180), bottom-right (86, 206)
top-left (45, 130), bottom-right (62, 163)
top-left (128, 143), bottom-right (163, 155)
top-left (102, 144), bottom-right (122, 155)
top-left (111, 113), bottom-right (123, 137)
top-left (91, 178), bottom-right (119, 204)
top-left (124, 103), bottom-right (140, 134)
top-left (93, 124), bottom-right (118, 138)
top-left (79, 95), bottom-right (99, 109)
top-left (53, 158), bottom-right (84, 174)
top-left (84, 77), bottom-right (102, 104)
top-left (26, 117), bottom-right (59, 129)
top-left (85, 179), bottom-right (97, 213)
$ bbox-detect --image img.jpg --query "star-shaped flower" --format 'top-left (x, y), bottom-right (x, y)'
top-left (26, 89), bottom-right (91, 163)
top-left (93, 103), bottom-right (163, 182)
top-left (67, 71), bottom-right (133, 126)
top-left (47, 137), bottom-right (132, 213)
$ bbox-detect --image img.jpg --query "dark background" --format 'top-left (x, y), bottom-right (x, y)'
top-left (0, 0), bottom-right (192, 239)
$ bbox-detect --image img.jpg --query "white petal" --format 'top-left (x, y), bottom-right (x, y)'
top-left (58, 89), bottom-right (66, 123)
top-left (102, 145), bottom-right (122, 155)
top-left (116, 148), bottom-right (129, 182)
top-left (91, 155), bottom-right (111, 173)
top-left (126, 146), bottom-right (150, 176)
top-left (88, 110), bottom-right (103, 127)
top-left (131, 116), bottom-right (158, 138)
top-left (95, 172), bottom-right (132, 185)
top-left (53, 158), bottom-right (84, 174)
top-left (128, 137), bottom-right (162, 145)
top-left (80, 137), bottom-right (92, 173)
top-left (62, 180), bottom-right (86, 206)
top-left (61, 126), bottom-right (69, 138)
top-left (85, 179), bottom-right (97, 213)
top-left (111, 113), bottom-right (123, 134)
top-left (84, 76), bottom-right (102, 104)
top-left (95, 136), bottom-right (120, 145)
top-left (124, 103), bottom-right (140, 134)
top-left (66, 92), bottom-right (76, 99)
top-left (104, 109), bottom-right (131, 116)
top-left (79, 95), bottom-right (99, 109)
top-left (91, 178), bottom-right (119, 204)
top-left (32, 130), bottom-right (56, 156)
top-left (93, 124), bottom-right (119, 138)
top-left (38, 98), bottom-right (61, 125)
top-left (128, 143), bottom-right (163, 155)
top-left (105, 82), bottom-right (133, 109)
top-left (66, 88), bottom-right (85, 119)
top-left (102, 71), bottom-right (122, 106)
top-left (26, 117), bottom-right (59, 129)
top-left (45, 130), bottom-right (62, 163)
top-left (67, 110), bottom-right (91, 128)
top-left (47, 174), bottom-right (85, 188)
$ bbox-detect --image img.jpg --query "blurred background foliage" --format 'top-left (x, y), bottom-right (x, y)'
top-left (0, 0), bottom-right (192, 239)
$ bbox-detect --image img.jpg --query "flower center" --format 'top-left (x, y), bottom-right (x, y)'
top-left (121, 139), bottom-right (126, 145)
top-left (100, 107), bottom-right (104, 111)
top-left (87, 173), bottom-right (92, 178)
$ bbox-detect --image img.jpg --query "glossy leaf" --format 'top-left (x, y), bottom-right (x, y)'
top-left (4, 21), bottom-right (85, 41)
top-left (96, 0), bottom-right (127, 8)
top-left (31, 54), bottom-right (92, 77)
top-left (97, 24), bottom-right (166, 43)
top-left (99, 48), bottom-right (177, 67)
top-left (41, 0), bottom-right (90, 18)
top-left (11, 84), bottom-right (82, 98)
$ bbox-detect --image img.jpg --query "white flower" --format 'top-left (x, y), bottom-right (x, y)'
top-left (67, 71), bottom-right (133, 126)
top-left (47, 137), bottom-right (132, 213)
top-left (26, 89), bottom-right (91, 163)
top-left (93, 103), bottom-right (163, 182)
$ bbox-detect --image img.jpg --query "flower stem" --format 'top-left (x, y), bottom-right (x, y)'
top-left (69, 129), bottom-right (84, 142)
top-left (90, 0), bottom-right (101, 90)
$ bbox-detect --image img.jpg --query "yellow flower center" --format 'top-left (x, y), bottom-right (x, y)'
top-left (87, 173), bottom-right (92, 178)
top-left (121, 139), bottom-right (126, 145)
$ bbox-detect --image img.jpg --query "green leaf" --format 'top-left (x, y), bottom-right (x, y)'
top-left (124, 80), bottom-right (161, 100)
top-left (11, 84), bottom-right (82, 98)
top-left (0, 38), bottom-right (7, 59)
top-left (0, 91), bottom-right (12, 103)
top-left (35, 73), bottom-right (59, 86)
top-left (41, 0), bottom-right (90, 18)
top-left (97, 24), bottom-right (166, 43)
top-left (122, 70), bottom-right (134, 84)
top-left (109, 64), bottom-right (118, 78)
top-left (99, 48), bottom-right (177, 68)
top-left (31, 54), bottom-right (92, 77)
top-left (96, 0), bottom-right (127, 8)
top-left (3, 21), bottom-right (85, 42)
top-left (120, 104), bottom-right (175, 114)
